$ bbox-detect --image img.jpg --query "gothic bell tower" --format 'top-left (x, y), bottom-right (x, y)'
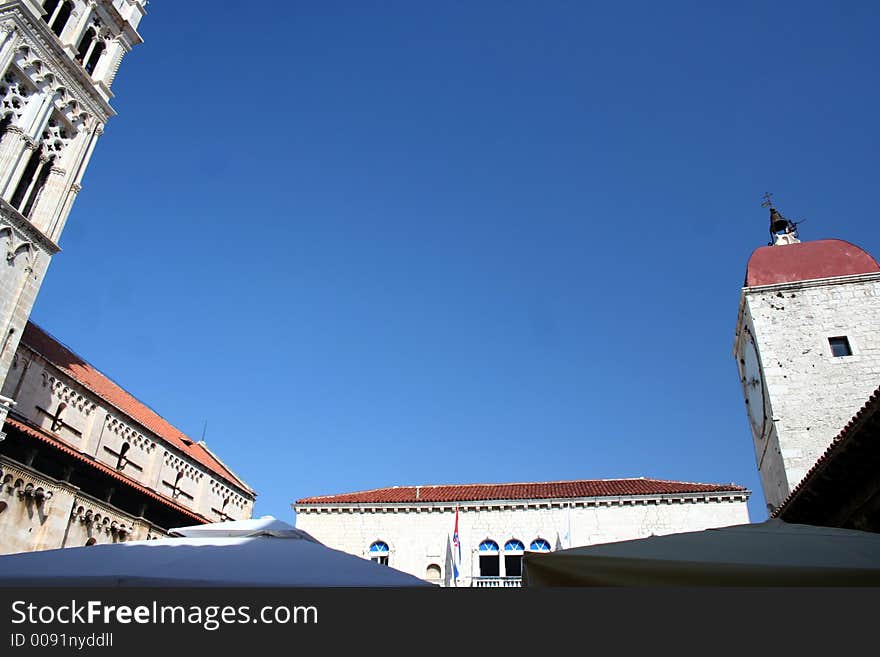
top-left (733, 198), bottom-right (880, 513)
top-left (0, 0), bottom-right (145, 433)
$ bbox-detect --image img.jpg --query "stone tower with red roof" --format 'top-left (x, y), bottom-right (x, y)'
top-left (734, 203), bottom-right (880, 512)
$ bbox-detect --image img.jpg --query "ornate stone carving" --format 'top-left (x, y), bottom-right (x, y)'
top-left (41, 372), bottom-right (97, 415)
top-left (0, 70), bottom-right (33, 122)
top-left (162, 451), bottom-right (204, 483)
top-left (0, 225), bottom-right (34, 265)
top-left (0, 460), bottom-right (57, 505)
top-left (70, 496), bottom-right (131, 538)
top-left (210, 479), bottom-right (246, 512)
top-left (3, 16), bottom-right (112, 123)
top-left (104, 414), bottom-right (156, 452)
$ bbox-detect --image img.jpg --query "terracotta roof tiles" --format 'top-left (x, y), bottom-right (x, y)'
top-left (20, 322), bottom-right (253, 495)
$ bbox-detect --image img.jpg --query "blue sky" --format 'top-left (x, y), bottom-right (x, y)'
top-left (29, 1), bottom-right (880, 523)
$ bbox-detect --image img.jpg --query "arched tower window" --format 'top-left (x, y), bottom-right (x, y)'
top-left (368, 541), bottom-right (390, 565)
top-left (41, 0), bottom-right (59, 23)
top-left (10, 150), bottom-right (53, 218)
top-left (43, 0), bottom-right (73, 37)
top-left (478, 539), bottom-right (500, 577)
top-left (84, 537), bottom-right (97, 546)
top-left (75, 28), bottom-right (95, 63)
top-left (75, 27), bottom-right (106, 75)
top-left (85, 41), bottom-right (105, 75)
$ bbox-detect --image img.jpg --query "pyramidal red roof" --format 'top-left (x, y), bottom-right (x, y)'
top-left (745, 239), bottom-right (880, 287)
top-left (295, 478), bottom-right (748, 505)
top-left (20, 321), bottom-right (253, 495)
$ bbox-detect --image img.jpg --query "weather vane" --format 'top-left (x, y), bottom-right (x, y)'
top-left (761, 192), bottom-right (802, 244)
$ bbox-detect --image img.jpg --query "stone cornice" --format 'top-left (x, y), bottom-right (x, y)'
top-left (741, 271), bottom-right (880, 296)
top-left (292, 490), bottom-right (751, 514)
top-left (1, 4), bottom-right (115, 120)
top-left (0, 198), bottom-right (60, 254)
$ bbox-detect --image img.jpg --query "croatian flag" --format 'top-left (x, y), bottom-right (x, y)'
top-left (452, 507), bottom-right (461, 582)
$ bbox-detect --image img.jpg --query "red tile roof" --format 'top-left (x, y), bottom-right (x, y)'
top-left (773, 384), bottom-right (880, 518)
top-left (5, 416), bottom-right (207, 523)
top-left (295, 478), bottom-right (749, 505)
top-left (745, 239), bottom-right (880, 287)
top-left (20, 322), bottom-right (253, 495)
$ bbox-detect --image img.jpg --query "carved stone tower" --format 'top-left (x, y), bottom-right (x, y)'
top-left (733, 203), bottom-right (880, 512)
top-left (0, 0), bottom-right (145, 433)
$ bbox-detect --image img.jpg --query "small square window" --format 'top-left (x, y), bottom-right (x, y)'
top-left (829, 336), bottom-right (852, 357)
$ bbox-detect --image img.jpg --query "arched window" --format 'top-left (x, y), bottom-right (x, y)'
top-left (116, 442), bottom-right (130, 470)
top-left (171, 470), bottom-right (184, 498)
top-left (75, 27), bottom-right (106, 75)
top-left (478, 539), bottom-right (500, 577)
top-left (85, 537), bottom-right (97, 546)
top-left (425, 564), bottom-right (441, 582)
top-left (43, 0), bottom-right (73, 37)
top-left (369, 541), bottom-right (390, 565)
top-left (76, 28), bottom-right (96, 63)
top-left (504, 539), bottom-right (525, 577)
top-left (85, 40), bottom-right (105, 75)
top-left (42, 0), bottom-right (59, 18)
top-left (10, 151), bottom-right (53, 218)
top-left (529, 538), bottom-right (551, 552)
top-left (50, 402), bottom-right (67, 432)
top-left (0, 501), bottom-right (7, 515)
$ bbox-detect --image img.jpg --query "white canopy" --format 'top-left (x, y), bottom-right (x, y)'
top-left (0, 516), bottom-right (431, 587)
top-left (522, 519), bottom-right (880, 586)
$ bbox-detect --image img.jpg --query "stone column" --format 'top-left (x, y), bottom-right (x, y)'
top-left (47, 122), bottom-right (100, 241)
top-left (0, 126), bottom-right (30, 196)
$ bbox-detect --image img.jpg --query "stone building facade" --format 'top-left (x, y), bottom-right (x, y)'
top-left (734, 207), bottom-right (880, 512)
top-left (0, 321), bottom-right (256, 554)
top-left (0, 2), bottom-right (258, 556)
top-left (294, 479), bottom-right (750, 587)
top-left (0, 0), bottom-right (146, 432)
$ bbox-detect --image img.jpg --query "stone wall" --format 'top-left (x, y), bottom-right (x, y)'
top-left (739, 273), bottom-right (880, 508)
top-left (0, 454), bottom-right (166, 555)
top-left (295, 493), bottom-right (750, 586)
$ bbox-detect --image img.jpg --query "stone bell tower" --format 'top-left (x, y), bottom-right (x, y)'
top-left (0, 0), bottom-right (145, 433)
top-left (733, 198), bottom-right (880, 513)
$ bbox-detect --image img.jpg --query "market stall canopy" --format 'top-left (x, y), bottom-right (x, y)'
top-left (522, 519), bottom-right (880, 586)
top-left (0, 516), bottom-right (432, 587)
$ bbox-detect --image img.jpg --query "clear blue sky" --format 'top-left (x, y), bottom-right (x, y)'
top-left (30, 1), bottom-right (880, 524)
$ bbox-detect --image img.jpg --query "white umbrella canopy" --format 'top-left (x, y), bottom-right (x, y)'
top-left (0, 516), bottom-right (432, 587)
top-left (522, 519), bottom-right (880, 586)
